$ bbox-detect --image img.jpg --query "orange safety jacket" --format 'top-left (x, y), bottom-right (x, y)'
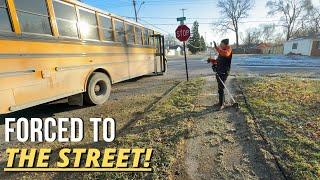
top-left (213, 45), bottom-right (233, 74)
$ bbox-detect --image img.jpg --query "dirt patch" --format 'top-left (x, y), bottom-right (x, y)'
top-left (173, 77), bottom-right (284, 180)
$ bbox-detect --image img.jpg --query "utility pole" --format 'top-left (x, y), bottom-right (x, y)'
top-left (133, 0), bottom-right (138, 22)
top-left (180, 8), bottom-right (187, 25)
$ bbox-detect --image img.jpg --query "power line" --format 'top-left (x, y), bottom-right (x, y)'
top-left (138, 18), bottom-right (171, 34)
top-left (125, 16), bottom-right (280, 20)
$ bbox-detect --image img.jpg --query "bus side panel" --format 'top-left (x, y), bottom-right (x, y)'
top-left (0, 89), bottom-right (15, 114)
top-left (0, 39), bottom-right (154, 114)
top-left (128, 47), bottom-right (156, 78)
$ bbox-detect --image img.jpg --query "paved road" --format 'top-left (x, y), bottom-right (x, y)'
top-left (168, 54), bottom-right (320, 78)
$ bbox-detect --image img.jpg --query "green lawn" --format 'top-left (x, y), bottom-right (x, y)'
top-left (239, 76), bottom-right (320, 179)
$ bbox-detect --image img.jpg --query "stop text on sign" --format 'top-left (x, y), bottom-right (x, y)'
top-left (175, 25), bottom-right (190, 42)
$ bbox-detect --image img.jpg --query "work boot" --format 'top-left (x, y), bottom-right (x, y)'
top-left (219, 93), bottom-right (225, 106)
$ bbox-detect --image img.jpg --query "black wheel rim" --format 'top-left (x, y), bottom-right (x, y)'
top-left (94, 80), bottom-right (107, 97)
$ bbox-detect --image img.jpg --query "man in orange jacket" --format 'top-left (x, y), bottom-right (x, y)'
top-left (210, 39), bottom-right (233, 110)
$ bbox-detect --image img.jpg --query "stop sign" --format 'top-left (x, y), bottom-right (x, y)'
top-left (175, 25), bottom-right (190, 42)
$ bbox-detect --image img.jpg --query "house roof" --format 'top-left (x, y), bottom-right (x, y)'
top-left (256, 43), bottom-right (272, 49)
top-left (288, 33), bottom-right (320, 42)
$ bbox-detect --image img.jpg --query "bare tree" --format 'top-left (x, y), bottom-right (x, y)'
top-left (241, 28), bottom-right (262, 47)
top-left (266, 0), bottom-right (309, 40)
top-left (298, 0), bottom-right (320, 36)
top-left (261, 24), bottom-right (276, 42)
top-left (214, 0), bottom-right (254, 48)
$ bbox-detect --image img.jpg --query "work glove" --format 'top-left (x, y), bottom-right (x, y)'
top-left (213, 41), bottom-right (218, 49)
top-left (212, 64), bottom-right (217, 72)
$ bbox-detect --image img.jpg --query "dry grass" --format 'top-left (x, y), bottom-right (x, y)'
top-left (239, 76), bottom-right (320, 179)
top-left (83, 78), bottom-right (205, 179)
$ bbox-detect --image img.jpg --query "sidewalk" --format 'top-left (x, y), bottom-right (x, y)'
top-left (174, 76), bottom-right (284, 179)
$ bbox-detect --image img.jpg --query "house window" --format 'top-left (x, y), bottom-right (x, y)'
top-left (79, 9), bottom-right (99, 40)
top-left (15, 0), bottom-right (52, 35)
top-left (99, 15), bottom-right (113, 41)
top-left (0, 0), bottom-right (13, 32)
top-left (53, 0), bottom-right (78, 38)
top-left (292, 43), bottom-right (298, 50)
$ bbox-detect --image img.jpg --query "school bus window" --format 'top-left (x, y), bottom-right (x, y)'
top-left (135, 27), bottom-right (142, 45)
top-left (114, 20), bottom-right (125, 43)
top-left (0, 0), bottom-right (12, 32)
top-left (99, 15), bottom-right (113, 41)
top-left (79, 9), bottom-right (99, 40)
top-left (143, 29), bottom-right (149, 45)
top-left (149, 30), bottom-right (154, 46)
top-left (155, 35), bottom-right (160, 53)
top-left (53, 0), bottom-right (78, 38)
top-left (126, 24), bottom-right (135, 44)
top-left (14, 0), bottom-right (52, 35)
top-left (0, 0), bottom-right (6, 6)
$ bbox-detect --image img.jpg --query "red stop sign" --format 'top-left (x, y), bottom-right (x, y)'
top-left (175, 25), bottom-right (190, 42)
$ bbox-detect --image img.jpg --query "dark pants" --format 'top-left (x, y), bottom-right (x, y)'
top-left (216, 73), bottom-right (228, 106)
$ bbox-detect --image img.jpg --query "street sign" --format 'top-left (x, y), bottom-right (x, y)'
top-left (175, 25), bottom-right (190, 42)
top-left (177, 17), bottom-right (186, 22)
top-left (175, 24), bottom-right (191, 81)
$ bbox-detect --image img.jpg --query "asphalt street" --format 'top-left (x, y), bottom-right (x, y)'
top-left (168, 54), bottom-right (320, 79)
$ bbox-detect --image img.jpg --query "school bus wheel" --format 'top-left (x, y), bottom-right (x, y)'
top-left (84, 72), bottom-right (111, 105)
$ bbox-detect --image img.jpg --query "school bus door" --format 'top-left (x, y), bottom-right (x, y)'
top-left (154, 34), bottom-right (167, 74)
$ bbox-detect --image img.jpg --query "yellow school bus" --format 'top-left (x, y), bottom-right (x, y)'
top-left (0, 0), bottom-right (167, 114)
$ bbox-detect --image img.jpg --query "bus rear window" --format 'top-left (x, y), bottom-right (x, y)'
top-left (14, 0), bottom-right (52, 35)
top-left (0, 0), bottom-right (12, 32)
top-left (53, 0), bottom-right (78, 38)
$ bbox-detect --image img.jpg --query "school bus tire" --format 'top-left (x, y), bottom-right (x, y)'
top-left (84, 72), bottom-right (111, 105)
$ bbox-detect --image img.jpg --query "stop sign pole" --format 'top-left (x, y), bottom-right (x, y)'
top-left (175, 24), bottom-right (191, 81)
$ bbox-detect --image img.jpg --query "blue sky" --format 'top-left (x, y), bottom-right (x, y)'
top-left (82, 0), bottom-right (320, 44)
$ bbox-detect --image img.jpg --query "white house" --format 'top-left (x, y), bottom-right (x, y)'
top-left (284, 34), bottom-right (320, 56)
top-left (167, 45), bottom-right (182, 56)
